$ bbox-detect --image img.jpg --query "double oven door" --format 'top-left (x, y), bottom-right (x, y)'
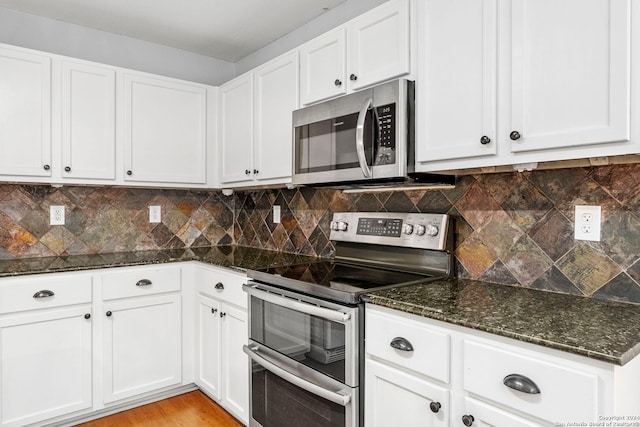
top-left (243, 282), bottom-right (361, 427)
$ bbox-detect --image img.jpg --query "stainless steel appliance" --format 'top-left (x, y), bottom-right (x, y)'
top-left (292, 79), bottom-right (415, 187)
top-left (243, 212), bottom-right (453, 427)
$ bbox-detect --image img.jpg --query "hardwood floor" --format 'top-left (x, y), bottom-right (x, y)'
top-left (75, 391), bottom-right (244, 427)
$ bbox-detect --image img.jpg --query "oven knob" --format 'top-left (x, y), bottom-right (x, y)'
top-left (415, 224), bottom-right (426, 236)
top-left (337, 221), bottom-right (348, 231)
top-left (403, 224), bottom-right (414, 235)
top-left (425, 225), bottom-right (439, 237)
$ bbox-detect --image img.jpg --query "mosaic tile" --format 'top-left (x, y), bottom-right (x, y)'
top-left (454, 234), bottom-right (498, 278)
top-left (454, 181), bottom-right (502, 230)
top-left (503, 235), bottom-right (554, 286)
top-left (475, 211), bottom-right (524, 259)
top-left (530, 266), bottom-right (582, 296)
top-left (591, 164), bottom-right (640, 205)
top-left (478, 260), bottom-right (519, 285)
top-left (558, 243), bottom-right (621, 296)
top-left (600, 208), bottom-right (640, 267)
top-left (526, 168), bottom-right (588, 202)
top-left (592, 273), bottom-right (640, 304)
top-left (528, 210), bottom-right (575, 261)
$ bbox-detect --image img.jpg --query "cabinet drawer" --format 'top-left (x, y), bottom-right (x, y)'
top-left (464, 340), bottom-right (598, 424)
top-left (0, 273), bottom-right (92, 314)
top-left (196, 267), bottom-right (247, 308)
top-left (366, 307), bottom-right (450, 383)
top-left (101, 265), bottom-right (181, 300)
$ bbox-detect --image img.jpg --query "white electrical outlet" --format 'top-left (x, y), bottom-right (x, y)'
top-left (273, 205), bottom-right (281, 224)
top-left (50, 205), bottom-right (65, 225)
top-left (149, 205), bottom-right (161, 223)
top-left (574, 205), bottom-right (601, 241)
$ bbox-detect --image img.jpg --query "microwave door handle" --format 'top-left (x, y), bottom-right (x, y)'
top-left (356, 97), bottom-right (373, 178)
top-left (243, 344), bottom-right (351, 407)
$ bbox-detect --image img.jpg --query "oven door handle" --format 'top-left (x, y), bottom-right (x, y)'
top-left (355, 97), bottom-right (373, 179)
top-left (243, 344), bottom-right (352, 407)
top-left (243, 284), bottom-right (351, 323)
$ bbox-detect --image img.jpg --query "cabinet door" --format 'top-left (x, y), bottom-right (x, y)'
top-left (0, 47), bottom-right (51, 177)
top-left (416, 0), bottom-right (497, 163)
top-left (197, 295), bottom-right (222, 400)
top-left (124, 74), bottom-right (207, 184)
top-left (507, 0), bottom-right (630, 153)
top-left (220, 303), bottom-right (249, 424)
top-left (348, 0), bottom-right (411, 91)
top-left (365, 359), bottom-right (449, 427)
top-left (61, 61), bottom-right (116, 180)
top-left (253, 52), bottom-right (298, 182)
top-left (300, 28), bottom-right (347, 105)
top-left (219, 74), bottom-right (254, 185)
top-left (0, 306), bottom-right (92, 427)
top-left (102, 293), bottom-right (182, 403)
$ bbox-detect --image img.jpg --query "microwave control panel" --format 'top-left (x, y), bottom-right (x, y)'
top-left (374, 103), bottom-right (396, 166)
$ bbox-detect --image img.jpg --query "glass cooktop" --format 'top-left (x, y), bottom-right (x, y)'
top-left (249, 260), bottom-right (431, 304)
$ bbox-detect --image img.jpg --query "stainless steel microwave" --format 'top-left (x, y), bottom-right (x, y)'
top-left (292, 79), bottom-right (414, 186)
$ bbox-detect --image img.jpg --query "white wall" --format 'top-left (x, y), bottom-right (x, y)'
top-left (234, 0), bottom-right (388, 76)
top-left (0, 6), bottom-right (235, 86)
top-left (0, 0), bottom-right (388, 85)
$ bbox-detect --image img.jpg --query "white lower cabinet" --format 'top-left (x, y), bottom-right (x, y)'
top-left (365, 359), bottom-right (449, 427)
top-left (194, 264), bottom-right (249, 424)
top-left (0, 262), bottom-right (250, 426)
top-left (100, 265), bottom-right (183, 404)
top-left (0, 273), bottom-right (93, 427)
top-left (102, 293), bottom-right (182, 403)
top-left (366, 304), bottom-right (640, 427)
top-left (0, 306), bottom-right (93, 427)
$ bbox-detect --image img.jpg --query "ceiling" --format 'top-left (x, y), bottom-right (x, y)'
top-left (0, 0), bottom-right (346, 62)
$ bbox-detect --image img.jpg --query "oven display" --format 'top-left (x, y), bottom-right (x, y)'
top-left (357, 218), bottom-right (403, 237)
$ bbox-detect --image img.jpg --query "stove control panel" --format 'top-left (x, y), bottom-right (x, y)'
top-left (330, 212), bottom-right (449, 250)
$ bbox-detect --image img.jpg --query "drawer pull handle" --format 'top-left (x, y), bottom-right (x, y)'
top-left (462, 414), bottom-right (474, 426)
top-left (136, 279), bottom-right (152, 287)
top-left (215, 282), bottom-right (224, 290)
top-left (503, 374), bottom-right (540, 394)
top-left (33, 290), bottom-right (55, 299)
top-left (390, 337), bottom-right (414, 352)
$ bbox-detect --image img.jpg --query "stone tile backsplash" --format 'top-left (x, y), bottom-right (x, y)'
top-left (0, 163), bottom-right (639, 304)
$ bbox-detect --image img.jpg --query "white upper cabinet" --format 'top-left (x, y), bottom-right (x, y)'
top-left (219, 73), bottom-right (254, 185)
top-left (300, 0), bottom-right (411, 105)
top-left (0, 46), bottom-right (52, 177)
top-left (124, 73), bottom-right (208, 185)
top-left (253, 51), bottom-right (298, 182)
top-left (416, 0), bottom-right (637, 172)
top-left (219, 51), bottom-right (298, 187)
top-left (508, 0), bottom-right (630, 153)
top-left (61, 61), bottom-right (116, 180)
top-left (416, 0), bottom-right (498, 163)
top-left (348, 0), bottom-right (411, 91)
top-left (300, 28), bottom-right (347, 104)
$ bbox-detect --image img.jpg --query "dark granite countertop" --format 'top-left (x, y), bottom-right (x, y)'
top-left (0, 246), bottom-right (318, 278)
top-left (363, 278), bottom-right (640, 366)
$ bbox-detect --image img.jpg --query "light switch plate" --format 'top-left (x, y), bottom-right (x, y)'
top-left (149, 205), bottom-right (161, 223)
top-left (273, 205), bottom-right (281, 223)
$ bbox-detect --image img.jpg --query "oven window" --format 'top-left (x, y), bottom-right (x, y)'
top-left (250, 296), bottom-right (346, 383)
top-left (294, 111), bottom-right (373, 174)
top-left (251, 366), bottom-right (346, 427)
